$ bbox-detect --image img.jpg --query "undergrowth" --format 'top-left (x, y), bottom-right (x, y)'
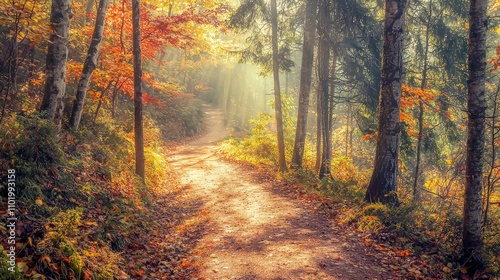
top-left (0, 112), bottom-right (177, 279)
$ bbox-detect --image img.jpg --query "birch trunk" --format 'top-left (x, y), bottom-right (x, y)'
top-left (69, 0), bottom-right (109, 130)
top-left (365, 0), bottom-right (406, 204)
top-left (39, 0), bottom-right (72, 128)
top-left (462, 0), bottom-right (487, 273)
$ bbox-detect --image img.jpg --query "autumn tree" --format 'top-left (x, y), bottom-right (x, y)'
top-left (69, 0), bottom-right (109, 130)
top-left (39, 0), bottom-right (72, 128)
top-left (365, 0), bottom-right (407, 204)
top-left (132, 0), bottom-right (145, 179)
top-left (462, 0), bottom-right (487, 273)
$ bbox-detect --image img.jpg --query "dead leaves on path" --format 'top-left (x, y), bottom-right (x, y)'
top-left (120, 189), bottom-right (207, 279)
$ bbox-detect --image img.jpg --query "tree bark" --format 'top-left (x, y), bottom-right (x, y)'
top-left (365, 0), bottom-right (406, 204)
top-left (69, 0), bottom-right (109, 130)
top-left (462, 0), bottom-right (487, 273)
top-left (291, 0), bottom-right (317, 170)
top-left (318, 0), bottom-right (331, 178)
top-left (271, 0), bottom-right (287, 172)
top-left (39, 0), bottom-right (72, 128)
top-left (132, 0), bottom-right (145, 179)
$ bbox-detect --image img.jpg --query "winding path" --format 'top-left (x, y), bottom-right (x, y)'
top-left (168, 104), bottom-right (397, 280)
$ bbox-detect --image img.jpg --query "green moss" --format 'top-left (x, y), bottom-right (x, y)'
top-left (0, 246), bottom-right (24, 280)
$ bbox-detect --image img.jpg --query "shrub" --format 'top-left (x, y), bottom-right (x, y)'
top-left (360, 203), bottom-right (419, 234)
top-left (219, 113), bottom-right (278, 167)
top-left (0, 115), bottom-right (65, 205)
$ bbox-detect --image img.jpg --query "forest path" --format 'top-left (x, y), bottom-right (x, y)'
top-left (168, 104), bottom-right (396, 280)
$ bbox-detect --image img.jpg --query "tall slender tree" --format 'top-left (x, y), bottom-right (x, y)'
top-left (132, 0), bottom-right (145, 179)
top-left (271, 0), bottom-right (287, 172)
top-left (317, 0), bottom-right (331, 178)
top-left (365, 0), bottom-right (407, 204)
top-left (69, 0), bottom-right (109, 130)
top-left (39, 0), bottom-right (72, 128)
top-left (412, 0), bottom-right (432, 201)
top-left (462, 0), bottom-right (487, 273)
top-left (291, 0), bottom-right (317, 170)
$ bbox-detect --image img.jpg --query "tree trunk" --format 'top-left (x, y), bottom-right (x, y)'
top-left (315, 91), bottom-right (322, 171)
top-left (93, 79), bottom-right (113, 121)
top-left (85, 0), bottom-right (95, 23)
top-left (132, 0), bottom-right (145, 179)
top-left (271, 0), bottom-right (287, 172)
top-left (222, 69), bottom-right (232, 121)
top-left (462, 0), bottom-right (487, 273)
top-left (27, 44), bottom-right (35, 97)
top-left (0, 33), bottom-right (18, 124)
top-left (413, 100), bottom-right (424, 200)
top-left (291, 0), bottom-right (317, 169)
top-left (413, 0), bottom-right (432, 202)
top-left (93, 91), bottom-right (105, 121)
top-left (39, 0), bottom-right (72, 128)
top-left (484, 82), bottom-right (499, 232)
top-left (318, 0), bottom-right (331, 179)
top-left (69, 0), bottom-right (109, 130)
top-left (346, 104), bottom-right (351, 157)
top-left (365, 0), bottom-right (406, 204)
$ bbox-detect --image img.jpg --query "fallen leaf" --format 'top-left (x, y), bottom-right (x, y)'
top-left (17, 262), bottom-right (29, 273)
top-left (83, 270), bottom-right (92, 280)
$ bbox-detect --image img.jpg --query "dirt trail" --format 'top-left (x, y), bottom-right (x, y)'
top-left (169, 105), bottom-right (396, 280)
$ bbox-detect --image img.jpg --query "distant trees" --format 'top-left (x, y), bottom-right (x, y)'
top-left (39, 0), bottom-right (72, 128)
top-left (364, 0), bottom-right (407, 204)
top-left (229, 0), bottom-right (300, 172)
top-left (462, 0), bottom-right (487, 273)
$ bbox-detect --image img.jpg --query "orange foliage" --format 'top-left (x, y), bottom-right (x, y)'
top-left (400, 84), bottom-right (437, 136)
top-left (62, 0), bottom-right (229, 107)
